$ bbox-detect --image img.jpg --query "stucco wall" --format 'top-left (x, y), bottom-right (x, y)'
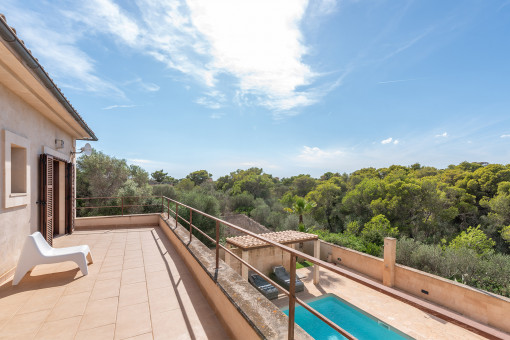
top-left (75, 214), bottom-right (160, 229)
top-left (394, 265), bottom-right (510, 333)
top-left (302, 239), bottom-right (510, 334)
top-left (0, 82), bottom-right (74, 282)
top-left (225, 245), bottom-right (293, 277)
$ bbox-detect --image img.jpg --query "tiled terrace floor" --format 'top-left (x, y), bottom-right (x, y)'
top-left (273, 267), bottom-right (487, 340)
top-left (0, 227), bottom-right (228, 340)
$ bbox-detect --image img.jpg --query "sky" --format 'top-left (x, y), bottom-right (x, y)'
top-left (4, 0), bottom-right (510, 179)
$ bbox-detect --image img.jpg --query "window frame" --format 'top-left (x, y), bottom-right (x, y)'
top-left (3, 129), bottom-right (30, 208)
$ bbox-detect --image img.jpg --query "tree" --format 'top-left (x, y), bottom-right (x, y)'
top-left (151, 169), bottom-right (168, 183)
top-left (284, 196), bottom-right (316, 227)
top-left (361, 214), bottom-right (399, 246)
top-left (291, 174), bottom-right (317, 197)
top-left (129, 165), bottom-right (150, 188)
top-left (448, 226), bottom-right (495, 256)
top-left (176, 178), bottom-right (195, 191)
top-left (76, 150), bottom-right (129, 198)
top-left (306, 180), bottom-right (344, 231)
top-left (186, 170), bottom-right (212, 186)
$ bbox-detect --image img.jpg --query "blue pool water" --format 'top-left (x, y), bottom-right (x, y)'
top-left (282, 294), bottom-right (412, 340)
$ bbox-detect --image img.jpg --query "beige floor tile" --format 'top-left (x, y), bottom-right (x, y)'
top-left (101, 263), bottom-right (124, 273)
top-left (0, 288), bottom-right (35, 312)
top-left (125, 332), bottom-right (153, 339)
top-left (0, 309), bottom-right (50, 338)
top-left (119, 281), bottom-right (148, 307)
top-left (79, 296), bottom-right (119, 331)
top-left (115, 302), bottom-right (152, 340)
top-left (90, 278), bottom-right (121, 301)
top-left (75, 323), bottom-right (116, 340)
top-left (46, 291), bottom-right (90, 321)
top-left (98, 269), bottom-right (123, 281)
top-left (64, 276), bottom-right (96, 295)
top-left (121, 267), bottom-right (146, 285)
top-left (35, 315), bottom-right (81, 340)
top-left (148, 286), bottom-right (180, 314)
top-left (125, 249), bottom-right (143, 259)
top-left (146, 270), bottom-right (172, 290)
top-left (144, 262), bottom-right (168, 273)
top-left (151, 308), bottom-right (190, 340)
top-left (16, 286), bottom-right (65, 314)
top-left (107, 249), bottom-right (125, 257)
top-left (103, 255), bottom-right (125, 266)
top-left (123, 258), bottom-right (144, 270)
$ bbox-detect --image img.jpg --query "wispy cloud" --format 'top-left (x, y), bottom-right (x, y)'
top-left (297, 146), bottom-right (342, 164)
top-left (378, 78), bottom-right (422, 84)
top-left (501, 134), bottom-right (510, 138)
top-left (209, 113), bottom-right (225, 119)
top-left (102, 104), bottom-right (137, 110)
top-left (66, 0), bottom-right (335, 114)
top-left (196, 90), bottom-right (227, 109)
top-left (3, 2), bottom-right (124, 97)
top-left (382, 28), bottom-right (433, 61)
top-left (381, 137), bottom-right (392, 144)
top-left (435, 132), bottom-right (448, 138)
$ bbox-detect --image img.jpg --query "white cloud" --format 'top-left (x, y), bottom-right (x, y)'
top-left (6, 0), bottom-right (337, 113)
top-left (140, 82), bottom-right (160, 92)
top-left (102, 104), bottom-right (136, 110)
top-left (381, 137), bottom-right (393, 144)
top-left (297, 146), bottom-right (342, 163)
top-left (196, 90), bottom-right (227, 109)
top-left (501, 134), bottom-right (510, 138)
top-left (2, 5), bottom-right (124, 97)
top-left (435, 132), bottom-right (448, 137)
top-left (393, 139), bottom-right (399, 145)
top-left (70, 0), bottom-right (334, 113)
top-left (209, 113), bottom-right (225, 119)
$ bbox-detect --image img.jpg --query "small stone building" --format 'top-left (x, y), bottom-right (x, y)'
top-left (225, 230), bottom-right (321, 284)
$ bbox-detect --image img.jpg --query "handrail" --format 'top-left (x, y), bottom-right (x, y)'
top-left (75, 195), bottom-right (356, 339)
top-left (74, 195), bottom-right (504, 340)
top-left (76, 196), bottom-right (162, 216)
top-left (162, 196), bottom-right (356, 339)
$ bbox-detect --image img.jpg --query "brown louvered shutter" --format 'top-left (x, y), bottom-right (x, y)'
top-left (65, 162), bottom-right (75, 234)
top-left (39, 154), bottom-right (54, 245)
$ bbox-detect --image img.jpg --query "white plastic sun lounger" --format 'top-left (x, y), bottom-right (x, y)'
top-left (12, 232), bottom-right (93, 285)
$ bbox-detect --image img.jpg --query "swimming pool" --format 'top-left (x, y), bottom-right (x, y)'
top-left (282, 294), bottom-right (413, 340)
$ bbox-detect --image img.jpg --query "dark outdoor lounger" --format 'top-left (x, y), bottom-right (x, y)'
top-left (272, 266), bottom-right (304, 292)
top-left (248, 271), bottom-right (279, 300)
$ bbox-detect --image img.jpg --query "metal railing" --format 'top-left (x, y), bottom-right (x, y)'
top-left (74, 196), bottom-right (499, 340)
top-left (75, 195), bottom-right (356, 339)
top-left (76, 196), bottom-right (163, 216)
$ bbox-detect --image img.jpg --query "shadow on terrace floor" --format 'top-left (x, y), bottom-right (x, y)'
top-left (0, 226), bottom-right (228, 340)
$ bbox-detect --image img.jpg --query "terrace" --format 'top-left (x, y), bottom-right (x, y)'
top-left (0, 196), bottom-right (509, 339)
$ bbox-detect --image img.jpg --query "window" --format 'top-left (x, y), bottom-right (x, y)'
top-left (4, 130), bottom-right (30, 208)
top-left (11, 145), bottom-right (27, 194)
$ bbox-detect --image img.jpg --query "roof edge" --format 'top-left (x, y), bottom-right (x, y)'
top-left (0, 14), bottom-right (97, 141)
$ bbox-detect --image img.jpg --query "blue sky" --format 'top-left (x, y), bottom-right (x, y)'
top-left (4, 0), bottom-right (510, 178)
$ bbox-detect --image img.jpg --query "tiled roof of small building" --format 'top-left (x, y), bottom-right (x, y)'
top-left (226, 230), bottom-right (318, 250)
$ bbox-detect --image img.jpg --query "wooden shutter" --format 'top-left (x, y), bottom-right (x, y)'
top-left (39, 154), bottom-right (54, 245)
top-left (65, 162), bottom-right (75, 234)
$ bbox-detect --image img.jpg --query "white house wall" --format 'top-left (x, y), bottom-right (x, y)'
top-left (0, 81), bottom-right (74, 280)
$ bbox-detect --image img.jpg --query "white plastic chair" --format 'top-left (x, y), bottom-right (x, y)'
top-left (12, 232), bottom-right (93, 285)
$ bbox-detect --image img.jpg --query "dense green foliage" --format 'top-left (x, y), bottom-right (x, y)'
top-left (77, 152), bottom-right (510, 296)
